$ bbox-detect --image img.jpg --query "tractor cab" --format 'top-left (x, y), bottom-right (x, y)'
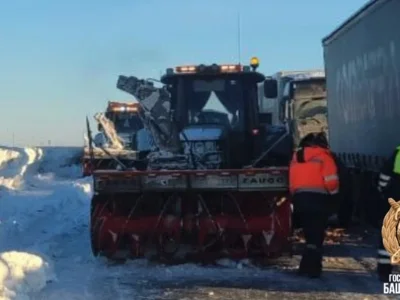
top-left (160, 58), bottom-right (277, 168)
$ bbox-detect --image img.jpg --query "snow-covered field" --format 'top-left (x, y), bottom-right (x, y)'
top-left (0, 146), bottom-right (393, 299)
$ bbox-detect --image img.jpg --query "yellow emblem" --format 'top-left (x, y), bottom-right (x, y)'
top-left (382, 198), bottom-right (400, 264)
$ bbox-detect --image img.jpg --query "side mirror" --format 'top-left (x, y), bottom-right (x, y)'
top-left (288, 84), bottom-right (294, 99)
top-left (263, 78), bottom-right (278, 98)
top-left (278, 98), bottom-right (287, 122)
top-left (284, 102), bottom-right (289, 120)
top-left (284, 99), bottom-right (294, 122)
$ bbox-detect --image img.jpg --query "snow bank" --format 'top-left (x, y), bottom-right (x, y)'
top-left (0, 146), bottom-right (83, 191)
top-left (36, 147), bottom-right (82, 179)
top-left (0, 147), bottom-right (43, 190)
top-left (0, 146), bottom-right (89, 298)
top-left (0, 177), bottom-right (93, 252)
top-left (0, 146), bottom-right (90, 246)
top-left (0, 251), bottom-right (55, 300)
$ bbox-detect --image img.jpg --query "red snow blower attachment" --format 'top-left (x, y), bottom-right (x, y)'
top-left (89, 58), bottom-right (293, 263)
top-left (90, 168), bottom-right (291, 262)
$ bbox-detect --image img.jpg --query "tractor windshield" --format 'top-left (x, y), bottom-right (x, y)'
top-left (105, 112), bottom-right (143, 133)
top-left (180, 77), bottom-right (245, 130)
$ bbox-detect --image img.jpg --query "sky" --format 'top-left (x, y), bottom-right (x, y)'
top-left (0, 0), bottom-right (369, 147)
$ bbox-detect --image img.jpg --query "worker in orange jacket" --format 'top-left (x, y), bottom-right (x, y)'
top-left (289, 132), bottom-right (339, 278)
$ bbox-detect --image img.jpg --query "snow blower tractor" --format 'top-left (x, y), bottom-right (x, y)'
top-left (82, 101), bottom-right (144, 176)
top-left (88, 57), bottom-right (292, 263)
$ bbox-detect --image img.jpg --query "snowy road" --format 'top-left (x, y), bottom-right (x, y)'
top-left (0, 146), bottom-right (396, 299)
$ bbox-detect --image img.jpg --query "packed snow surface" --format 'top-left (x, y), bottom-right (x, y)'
top-left (0, 145), bottom-right (390, 299)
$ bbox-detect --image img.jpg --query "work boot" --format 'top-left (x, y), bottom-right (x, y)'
top-left (377, 263), bottom-right (392, 282)
top-left (307, 259), bottom-right (322, 278)
top-left (305, 249), bottom-right (322, 278)
top-left (297, 250), bottom-right (311, 276)
top-left (297, 258), bottom-right (307, 276)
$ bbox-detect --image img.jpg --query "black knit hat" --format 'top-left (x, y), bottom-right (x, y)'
top-left (314, 132), bottom-right (328, 148)
top-left (299, 132), bottom-right (328, 148)
top-left (299, 133), bottom-right (316, 147)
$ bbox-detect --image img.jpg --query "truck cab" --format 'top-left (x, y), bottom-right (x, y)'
top-left (97, 101), bottom-right (144, 149)
top-left (279, 75), bottom-right (327, 148)
top-left (160, 60), bottom-right (277, 168)
top-left (260, 70), bottom-right (325, 126)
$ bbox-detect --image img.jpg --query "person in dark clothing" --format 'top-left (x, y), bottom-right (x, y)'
top-left (289, 132), bottom-right (339, 278)
top-left (376, 146), bottom-right (400, 282)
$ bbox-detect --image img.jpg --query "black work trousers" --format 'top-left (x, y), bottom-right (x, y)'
top-left (293, 192), bottom-right (331, 277)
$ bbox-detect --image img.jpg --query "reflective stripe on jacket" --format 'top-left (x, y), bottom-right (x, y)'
top-left (289, 146), bottom-right (339, 195)
top-left (377, 146), bottom-right (400, 195)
